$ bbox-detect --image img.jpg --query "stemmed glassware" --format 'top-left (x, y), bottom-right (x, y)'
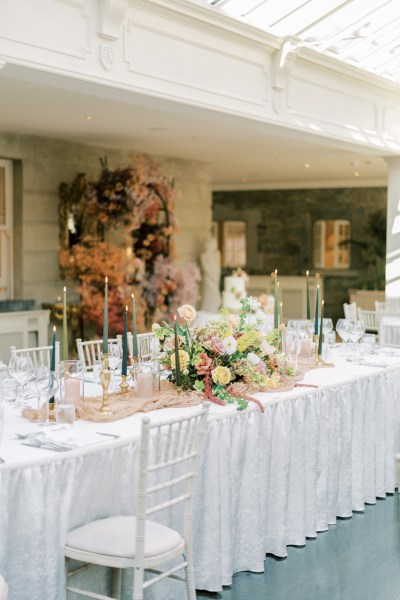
top-left (336, 319), bottom-right (351, 345)
top-left (35, 363), bottom-right (58, 426)
top-left (108, 342), bottom-right (121, 390)
top-left (8, 355), bottom-right (34, 408)
top-left (348, 320), bottom-right (365, 349)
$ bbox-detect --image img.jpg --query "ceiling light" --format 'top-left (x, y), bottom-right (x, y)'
top-left (353, 171), bottom-right (360, 177)
top-left (84, 115), bottom-right (93, 120)
top-left (304, 163), bottom-right (310, 168)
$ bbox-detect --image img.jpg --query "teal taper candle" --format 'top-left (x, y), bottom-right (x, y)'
top-left (174, 316), bottom-right (181, 386)
top-left (274, 280), bottom-right (279, 329)
top-left (62, 286), bottom-right (68, 360)
top-left (122, 305), bottom-right (128, 376)
top-left (314, 284), bottom-right (319, 335)
top-left (318, 300), bottom-right (324, 355)
top-left (103, 276), bottom-right (108, 353)
top-left (131, 293), bottom-right (138, 359)
top-left (306, 270), bottom-right (310, 320)
top-left (50, 325), bottom-right (56, 372)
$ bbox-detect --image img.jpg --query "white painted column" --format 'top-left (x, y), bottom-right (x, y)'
top-left (385, 158), bottom-right (400, 297)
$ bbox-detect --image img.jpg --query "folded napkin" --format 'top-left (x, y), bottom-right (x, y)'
top-left (21, 429), bottom-right (112, 452)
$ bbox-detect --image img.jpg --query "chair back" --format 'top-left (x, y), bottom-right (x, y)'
top-left (127, 332), bottom-right (155, 361)
top-left (357, 308), bottom-right (378, 332)
top-left (76, 338), bottom-right (118, 371)
top-left (10, 342), bottom-right (60, 370)
top-left (343, 302), bottom-right (357, 321)
top-left (135, 402), bottom-right (209, 563)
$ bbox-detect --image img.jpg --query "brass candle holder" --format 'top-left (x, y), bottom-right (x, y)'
top-left (119, 374), bottom-right (129, 394)
top-left (313, 334), bottom-right (323, 366)
top-left (99, 353), bottom-right (113, 414)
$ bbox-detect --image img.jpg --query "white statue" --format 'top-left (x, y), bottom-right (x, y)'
top-left (200, 236), bottom-right (221, 312)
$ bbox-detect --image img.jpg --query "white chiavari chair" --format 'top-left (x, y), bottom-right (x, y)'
top-left (343, 302), bottom-right (357, 321)
top-left (65, 402), bottom-right (210, 600)
top-left (76, 338), bottom-right (118, 371)
top-left (10, 342), bottom-right (60, 370)
top-left (0, 574), bottom-right (8, 600)
top-left (357, 308), bottom-right (378, 333)
top-left (127, 332), bottom-right (155, 362)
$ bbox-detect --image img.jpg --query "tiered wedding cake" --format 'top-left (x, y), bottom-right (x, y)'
top-left (222, 268), bottom-right (248, 312)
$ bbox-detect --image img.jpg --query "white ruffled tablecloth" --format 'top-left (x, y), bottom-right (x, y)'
top-left (1, 348), bottom-right (400, 599)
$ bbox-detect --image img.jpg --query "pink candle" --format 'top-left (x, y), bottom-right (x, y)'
top-left (137, 372), bottom-right (153, 400)
top-left (64, 377), bottom-right (81, 404)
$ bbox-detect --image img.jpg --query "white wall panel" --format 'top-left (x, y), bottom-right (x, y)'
top-left (0, 0), bottom-right (92, 59)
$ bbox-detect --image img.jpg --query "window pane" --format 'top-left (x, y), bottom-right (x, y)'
top-left (222, 221), bottom-right (246, 268)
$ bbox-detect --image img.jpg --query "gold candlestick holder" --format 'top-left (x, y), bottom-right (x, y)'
top-left (119, 374), bottom-right (129, 394)
top-left (99, 353), bottom-right (113, 414)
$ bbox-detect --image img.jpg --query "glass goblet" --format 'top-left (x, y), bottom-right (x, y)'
top-left (336, 319), bottom-right (351, 345)
top-left (107, 342), bottom-right (121, 390)
top-left (8, 355), bottom-right (34, 408)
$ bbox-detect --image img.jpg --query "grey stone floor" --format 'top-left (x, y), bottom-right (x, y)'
top-left (197, 493), bottom-right (400, 600)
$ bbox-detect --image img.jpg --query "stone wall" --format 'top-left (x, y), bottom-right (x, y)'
top-left (0, 133), bottom-right (212, 306)
top-left (213, 187), bottom-right (387, 323)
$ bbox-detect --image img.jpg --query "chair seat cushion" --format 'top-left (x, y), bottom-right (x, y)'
top-left (66, 516), bottom-right (183, 559)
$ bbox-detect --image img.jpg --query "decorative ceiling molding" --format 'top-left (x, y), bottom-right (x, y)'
top-left (99, 0), bottom-right (128, 40)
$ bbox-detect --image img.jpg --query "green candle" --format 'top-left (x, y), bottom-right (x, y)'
top-left (122, 305), bottom-right (128, 376)
top-left (131, 293), bottom-right (138, 358)
top-left (50, 325), bottom-right (56, 372)
top-left (318, 300), bottom-right (324, 355)
top-left (103, 276), bottom-right (108, 354)
top-left (62, 286), bottom-right (68, 360)
top-left (174, 316), bottom-right (181, 386)
top-left (274, 279), bottom-right (279, 329)
top-left (314, 284), bottom-right (319, 335)
top-left (306, 270), bottom-right (310, 320)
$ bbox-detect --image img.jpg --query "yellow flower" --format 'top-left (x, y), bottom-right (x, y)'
top-left (211, 366), bottom-right (231, 386)
top-left (266, 372), bottom-right (281, 389)
top-left (236, 330), bottom-right (258, 353)
top-left (170, 350), bottom-right (190, 371)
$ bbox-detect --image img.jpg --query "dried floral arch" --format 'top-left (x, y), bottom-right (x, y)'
top-left (58, 156), bottom-right (200, 335)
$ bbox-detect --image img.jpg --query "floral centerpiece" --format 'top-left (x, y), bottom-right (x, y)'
top-left (154, 298), bottom-right (293, 411)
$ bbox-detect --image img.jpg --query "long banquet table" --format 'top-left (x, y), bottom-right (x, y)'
top-left (1, 349), bottom-right (400, 600)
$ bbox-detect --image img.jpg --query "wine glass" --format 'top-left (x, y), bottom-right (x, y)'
top-left (336, 319), bottom-right (351, 347)
top-left (108, 342), bottom-right (121, 390)
top-left (35, 364), bottom-right (58, 426)
top-left (8, 355), bottom-right (34, 408)
top-left (348, 320), bottom-right (365, 348)
top-left (322, 318), bottom-right (333, 334)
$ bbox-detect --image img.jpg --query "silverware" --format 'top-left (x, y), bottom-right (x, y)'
top-left (95, 431), bottom-right (120, 439)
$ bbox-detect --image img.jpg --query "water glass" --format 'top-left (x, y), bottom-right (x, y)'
top-left (59, 360), bottom-right (84, 423)
top-left (324, 331), bottom-right (336, 347)
top-left (1, 378), bottom-right (18, 402)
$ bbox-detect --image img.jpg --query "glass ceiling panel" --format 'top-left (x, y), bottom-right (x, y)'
top-left (199, 0), bottom-right (400, 83)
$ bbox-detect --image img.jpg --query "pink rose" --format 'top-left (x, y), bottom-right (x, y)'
top-left (227, 315), bottom-right (239, 329)
top-left (210, 336), bottom-right (226, 355)
top-left (195, 352), bottom-right (213, 375)
top-left (177, 304), bottom-right (197, 322)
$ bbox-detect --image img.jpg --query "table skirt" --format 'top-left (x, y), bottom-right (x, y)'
top-left (1, 365), bottom-right (399, 599)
